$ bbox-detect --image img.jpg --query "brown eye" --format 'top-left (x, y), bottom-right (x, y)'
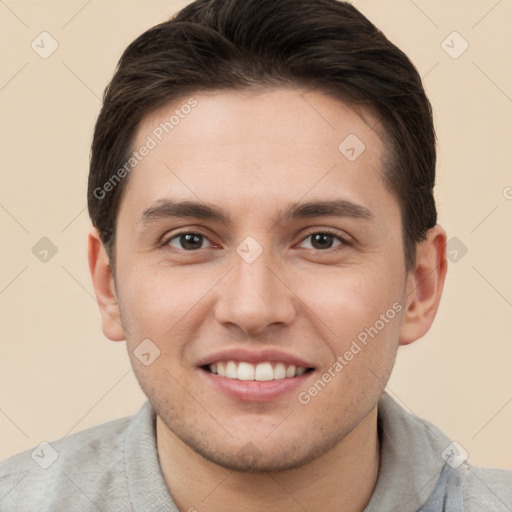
top-left (311, 233), bottom-right (336, 250)
top-left (166, 232), bottom-right (211, 251)
top-left (298, 231), bottom-right (347, 251)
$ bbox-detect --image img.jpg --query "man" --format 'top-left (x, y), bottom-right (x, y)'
top-left (1, 0), bottom-right (511, 510)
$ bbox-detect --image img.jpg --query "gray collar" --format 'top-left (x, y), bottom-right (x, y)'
top-left (125, 401), bottom-right (179, 512)
top-left (364, 392), bottom-right (450, 511)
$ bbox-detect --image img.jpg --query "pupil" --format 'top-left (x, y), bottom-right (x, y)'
top-left (312, 233), bottom-right (333, 249)
top-left (181, 234), bottom-right (202, 250)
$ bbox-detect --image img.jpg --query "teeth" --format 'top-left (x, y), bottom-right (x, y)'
top-left (255, 362), bottom-right (273, 381)
top-left (274, 363), bottom-right (286, 380)
top-left (237, 362), bottom-right (255, 381)
top-left (226, 361), bottom-right (238, 379)
top-left (207, 360), bottom-right (309, 380)
top-left (285, 364), bottom-right (296, 378)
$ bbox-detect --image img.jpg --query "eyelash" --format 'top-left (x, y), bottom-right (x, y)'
top-left (161, 228), bottom-right (352, 252)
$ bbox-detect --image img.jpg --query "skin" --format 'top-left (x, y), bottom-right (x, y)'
top-left (89, 87), bottom-right (447, 511)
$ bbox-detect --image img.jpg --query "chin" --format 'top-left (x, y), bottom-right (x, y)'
top-left (187, 440), bottom-right (327, 473)
top-left (161, 412), bottom-right (347, 474)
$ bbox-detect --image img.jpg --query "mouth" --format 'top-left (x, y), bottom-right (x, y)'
top-left (199, 358), bottom-right (316, 402)
top-left (202, 360), bottom-right (315, 381)
top-left (196, 348), bottom-right (317, 401)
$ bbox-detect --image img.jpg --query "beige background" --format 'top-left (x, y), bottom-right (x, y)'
top-left (1, 0), bottom-right (511, 470)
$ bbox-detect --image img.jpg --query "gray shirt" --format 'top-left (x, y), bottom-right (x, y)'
top-left (0, 392), bottom-right (511, 511)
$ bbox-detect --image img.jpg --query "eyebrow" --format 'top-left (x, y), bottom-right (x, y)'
top-left (137, 197), bottom-right (374, 226)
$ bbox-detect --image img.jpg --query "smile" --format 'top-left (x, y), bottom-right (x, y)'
top-left (206, 360), bottom-right (312, 381)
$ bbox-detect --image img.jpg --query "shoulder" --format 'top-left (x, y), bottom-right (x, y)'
top-left (463, 463), bottom-right (512, 511)
top-left (0, 413), bottom-right (135, 511)
top-left (371, 393), bottom-right (512, 511)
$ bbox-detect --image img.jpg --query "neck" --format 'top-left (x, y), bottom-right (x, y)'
top-left (156, 406), bottom-right (381, 512)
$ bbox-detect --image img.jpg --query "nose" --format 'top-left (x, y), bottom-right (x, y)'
top-left (213, 247), bottom-right (297, 335)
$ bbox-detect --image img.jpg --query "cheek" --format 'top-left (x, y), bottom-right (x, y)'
top-left (294, 262), bottom-right (405, 394)
top-left (120, 273), bottom-right (180, 333)
top-left (117, 264), bottom-right (223, 349)
top-left (297, 265), bottom-right (403, 339)
top-left (293, 268), bottom-right (403, 411)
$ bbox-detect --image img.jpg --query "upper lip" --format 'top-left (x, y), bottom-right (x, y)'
top-left (196, 347), bottom-right (316, 369)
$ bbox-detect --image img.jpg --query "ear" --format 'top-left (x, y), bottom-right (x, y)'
top-left (88, 228), bottom-right (126, 342)
top-left (399, 225), bottom-right (448, 346)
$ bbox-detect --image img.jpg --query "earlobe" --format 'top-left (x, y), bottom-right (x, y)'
top-left (88, 228), bottom-right (126, 342)
top-left (399, 225), bottom-right (447, 346)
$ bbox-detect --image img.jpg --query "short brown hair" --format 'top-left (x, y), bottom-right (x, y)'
top-left (88, 0), bottom-right (437, 273)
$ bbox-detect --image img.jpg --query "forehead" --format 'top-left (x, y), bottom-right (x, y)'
top-left (119, 87), bottom-right (396, 225)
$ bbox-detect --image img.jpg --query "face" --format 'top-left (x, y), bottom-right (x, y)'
top-left (108, 87), bottom-right (410, 471)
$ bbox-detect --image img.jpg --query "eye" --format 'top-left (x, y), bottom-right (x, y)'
top-left (162, 229), bottom-right (350, 253)
top-left (298, 230), bottom-right (349, 250)
top-left (165, 232), bottom-right (213, 251)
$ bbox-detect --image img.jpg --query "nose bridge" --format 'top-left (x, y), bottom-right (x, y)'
top-left (213, 242), bottom-right (296, 334)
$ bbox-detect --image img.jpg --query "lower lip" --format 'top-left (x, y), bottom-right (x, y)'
top-left (199, 368), bottom-right (315, 402)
